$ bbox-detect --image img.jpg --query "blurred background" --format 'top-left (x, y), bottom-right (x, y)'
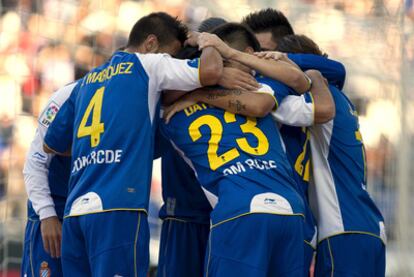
top-left (0, 0), bottom-right (413, 276)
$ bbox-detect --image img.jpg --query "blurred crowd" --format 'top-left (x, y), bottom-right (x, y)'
top-left (0, 0), bottom-right (413, 272)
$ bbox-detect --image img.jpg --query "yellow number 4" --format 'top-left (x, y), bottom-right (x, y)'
top-left (77, 87), bottom-right (105, 147)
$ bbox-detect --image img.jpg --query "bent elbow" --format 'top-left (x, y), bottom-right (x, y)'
top-left (315, 105), bottom-right (336, 124)
top-left (250, 101), bottom-right (274, 118)
top-left (291, 73), bottom-right (310, 94)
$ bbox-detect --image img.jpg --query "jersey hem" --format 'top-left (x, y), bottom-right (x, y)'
top-left (63, 208), bottom-right (148, 218)
top-left (304, 240), bottom-right (316, 250)
top-left (318, 231), bottom-right (386, 245)
top-left (211, 211), bottom-right (304, 229)
top-left (161, 216), bottom-right (211, 225)
top-left (43, 142), bottom-right (68, 156)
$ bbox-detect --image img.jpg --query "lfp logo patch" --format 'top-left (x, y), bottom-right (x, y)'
top-left (39, 261), bottom-right (51, 277)
top-left (39, 101), bottom-right (60, 127)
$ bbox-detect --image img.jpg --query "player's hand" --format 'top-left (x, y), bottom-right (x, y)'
top-left (254, 51), bottom-right (287, 61)
top-left (40, 216), bottom-right (62, 258)
top-left (218, 67), bottom-right (260, 91)
top-left (185, 31), bottom-right (201, 47)
top-left (255, 51), bottom-right (301, 70)
top-left (164, 95), bottom-right (197, 124)
top-left (198, 33), bottom-right (234, 59)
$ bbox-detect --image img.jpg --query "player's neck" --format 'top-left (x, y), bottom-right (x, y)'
top-left (123, 46), bottom-right (146, 54)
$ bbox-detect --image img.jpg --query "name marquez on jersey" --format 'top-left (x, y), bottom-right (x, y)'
top-left (82, 62), bottom-right (133, 86)
top-left (72, 149), bottom-right (122, 173)
top-left (222, 158), bottom-right (277, 176)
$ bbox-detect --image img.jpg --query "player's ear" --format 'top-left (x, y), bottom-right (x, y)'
top-left (244, 46), bottom-right (254, 54)
top-left (144, 34), bottom-right (160, 53)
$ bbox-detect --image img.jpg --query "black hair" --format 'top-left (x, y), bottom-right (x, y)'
top-left (276, 34), bottom-right (327, 57)
top-left (176, 17), bottom-right (228, 60)
top-left (242, 8), bottom-right (294, 45)
top-left (127, 12), bottom-right (188, 48)
top-left (211, 23), bottom-right (261, 52)
top-left (198, 17), bottom-right (227, 33)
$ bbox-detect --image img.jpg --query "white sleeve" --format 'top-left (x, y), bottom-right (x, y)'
top-left (138, 53), bottom-right (201, 92)
top-left (23, 128), bottom-right (56, 220)
top-left (272, 94), bottom-right (314, 127)
top-left (23, 82), bottom-right (76, 220)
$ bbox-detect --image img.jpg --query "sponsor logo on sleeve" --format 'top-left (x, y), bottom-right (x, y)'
top-left (39, 101), bottom-right (60, 127)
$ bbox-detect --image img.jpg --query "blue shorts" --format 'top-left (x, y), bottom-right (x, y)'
top-left (61, 211), bottom-right (149, 277)
top-left (21, 219), bottom-right (63, 277)
top-left (315, 233), bottom-right (385, 277)
top-left (157, 218), bottom-right (210, 277)
top-left (205, 213), bottom-right (304, 277)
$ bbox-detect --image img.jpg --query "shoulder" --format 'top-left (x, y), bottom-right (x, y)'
top-left (135, 53), bottom-right (171, 64)
top-left (52, 81), bottom-right (80, 105)
top-left (38, 81), bottom-right (79, 128)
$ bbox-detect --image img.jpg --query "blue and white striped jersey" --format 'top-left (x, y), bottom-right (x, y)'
top-left (308, 85), bottom-right (385, 243)
top-left (161, 76), bottom-right (305, 226)
top-left (44, 51), bottom-right (202, 217)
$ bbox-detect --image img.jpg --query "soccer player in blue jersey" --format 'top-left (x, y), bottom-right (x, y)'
top-left (162, 25), bottom-right (314, 277)
top-left (156, 17), bottom-right (229, 277)
top-left (242, 9), bottom-right (348, 275)
top-left (164, 22), bottom-right (341, 277)
top-left (42, 12), bottom-right (223, 276)
top-left (276, 35), bottom-right (386, 277)
top-left (21, 82), bottom-right (78, 277)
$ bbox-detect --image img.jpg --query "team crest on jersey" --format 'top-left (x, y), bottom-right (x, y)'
top-left (39, 101), bottom-right (60, 127)
top-left (39, 261), bottom-right (51, 277)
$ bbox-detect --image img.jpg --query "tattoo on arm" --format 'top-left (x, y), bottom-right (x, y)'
top-left (228, 100), bottom-right (246, 112)
top-left (204, 89), bottom-right (243, 100)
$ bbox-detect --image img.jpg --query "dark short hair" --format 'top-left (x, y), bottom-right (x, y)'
top-left (198, 17), bottom-right (227, 32)
top-left (242, 8), bottom-right (294, 45)
top-left (276, 34), bottom-right (327, 57)
top-left (212, 23), bottom-right (261, 52)
top-left (127, 12), bottom-right (188, 48)
top-left (176, 17), bottom-right (228, 60)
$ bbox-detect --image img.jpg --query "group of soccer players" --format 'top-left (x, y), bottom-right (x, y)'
top-left (21, 8), bottom-right (386, 277)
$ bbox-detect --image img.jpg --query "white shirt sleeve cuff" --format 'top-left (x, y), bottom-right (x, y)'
top-left (38, 206), bottom-right (57, 220)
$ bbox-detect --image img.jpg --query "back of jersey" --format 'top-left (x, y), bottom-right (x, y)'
top-left (66, 52), bottom-right (156, 216)
top-left (44, 51), bottom-right (202, 217)
top-left (162, 104), bottom-right (304, 225)
top-left (309, 85), bottom-right (385, 243)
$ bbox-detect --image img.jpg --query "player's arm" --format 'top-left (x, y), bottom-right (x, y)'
top-left (258, 51), bottom-right (346, 90)
top-left (273, 70), bottom-right (335, 126)
top-left (24, 130), bottom-right (63, 258)
top-left (198, 46), bottom-right (223, 86)
top-left (198, 33), bottom-right (311, 94)
top-left (164, 77), bottom-right (288, 122)
top-left (162, 67), bottom-right (259, 107)
top-left (164, 88), bottom-right (274, 123)
top-left (288, 53), bottom-right (346, 90)
top-left (23, 84), bottom-right (75, 258)
top-left (307, 69), bottom-right (335, 123)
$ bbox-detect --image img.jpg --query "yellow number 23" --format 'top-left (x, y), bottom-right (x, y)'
top-left (188, 112), bottom-right (269, 170)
